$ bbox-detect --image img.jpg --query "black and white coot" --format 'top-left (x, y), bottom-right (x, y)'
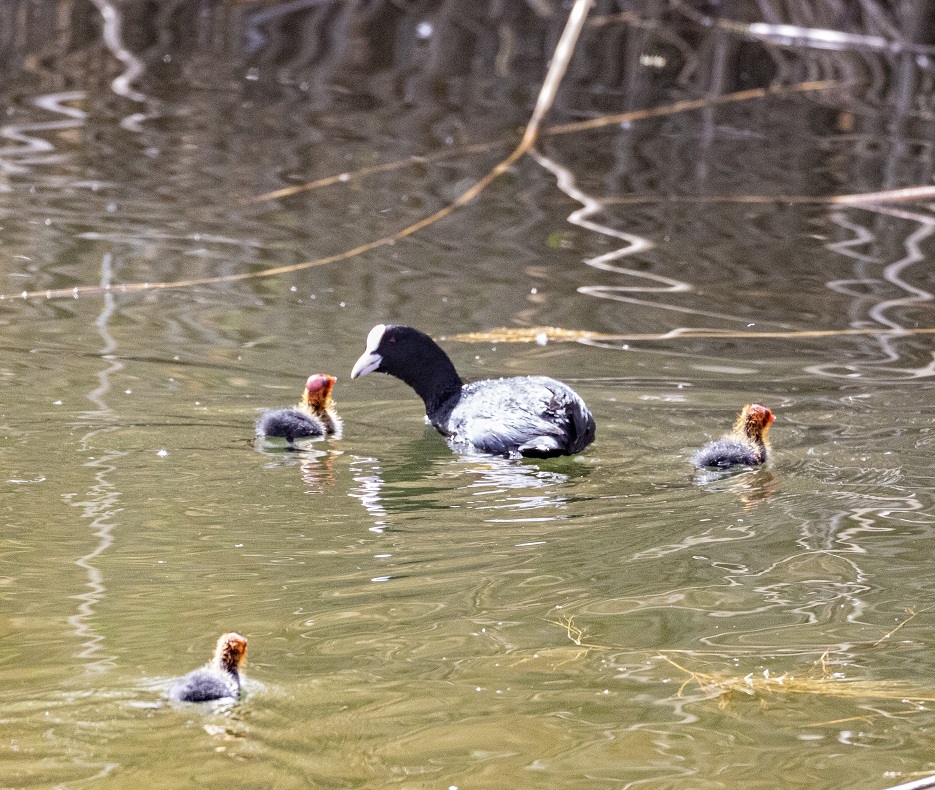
top-left (350, 324), bottom-right (596, 458)
top-left (168, 632), bottom-right (248, 703)
top-left (692, 403), bottom-right (775, 469)
top-left (256, 373), bottom-right (342, 446)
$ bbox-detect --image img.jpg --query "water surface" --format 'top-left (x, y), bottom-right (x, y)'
top-left (2, 2), bottom-right (935, 788)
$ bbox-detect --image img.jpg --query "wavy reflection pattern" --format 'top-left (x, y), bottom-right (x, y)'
top-left (529, 148), bottom-right (791, 337)
top-left (348, 455), bottom-right (389, 534)
top-left (811, 205), bottom-right (935, 381)
top-left (90, 0), bottom-right (151, 131)
top-left (67, 254), bottom-right (122, 674)
top-left (0, 92), bottom-right (85, 177)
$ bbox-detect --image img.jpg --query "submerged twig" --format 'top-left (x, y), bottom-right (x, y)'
top-left (4, 0), bottom-right (594, 303)
top-left (602, 185), bottom-right (935, 206)
top-left (256, 0), bottom-right (595, 204)
top-left (253, 141), bottom-right (498, 202)
top-left (547, 614), bottom-right (845, 661)
top-left (872, 606), bottom-right (934, 648)
top-left (445, 325), bottom-right (935, 344)
top-left (546, 615), bottom-right (935, 717)
top-left (252, 79), bottom-right (835, 204)
top-left (879, 773), bottom-right (935, 790)
top-left (546, 614), bottom-right (615, 651)
top-left (545, 80), bottom-right (834, 135)
top-left (659, 653), bottom-right (935, 705)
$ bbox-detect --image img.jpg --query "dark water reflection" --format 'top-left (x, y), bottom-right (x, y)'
top-left (4, 1), bottom-right (935, 787)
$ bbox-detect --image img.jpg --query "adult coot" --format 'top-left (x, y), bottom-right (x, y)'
top-left (256, 373), bottom-right (342, 446)
top-left (168, 632), bottom-right (248, 703)
top-left (692, 403), bottom-right (775, 468)
top-left (350, 324), bottom-right (595, 458)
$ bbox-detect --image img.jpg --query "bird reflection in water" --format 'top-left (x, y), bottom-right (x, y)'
top-left (348, 455), bottom-right (389, 534)
top-left (694, 467), bottom-right (777, 511)
top-left (455, 457), bottom-right (575, 525)
top-left (298, 450), bottom-right (338, 494)
top-left (255, 442), bottom-right (339, 494)
top-left (347, 438), bottom-right (583, 534)
top-left (459, 455), bottom-right (572, 488)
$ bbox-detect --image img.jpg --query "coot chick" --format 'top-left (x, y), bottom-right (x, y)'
top-left (168, 632), bottom-right (248, 703)
top-left (350, 324), bottom-right (595, 458)
top-left (256, 373), bottom-right (342, 445)
top-left (692, 404), bottom-right (775, 468)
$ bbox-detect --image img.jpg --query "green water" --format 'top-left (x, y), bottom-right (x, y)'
top-left (2, 2), bottom-right (935, 788)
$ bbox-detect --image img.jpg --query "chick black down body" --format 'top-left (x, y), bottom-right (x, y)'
top-left (170, 669), bottom-right (239, 703)
top-left (691, 438), bottom-right (763, 468)
top-left (255, 409), bottom-right (324, 444)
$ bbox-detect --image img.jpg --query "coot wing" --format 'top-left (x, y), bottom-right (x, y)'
top-left (446, 376), bottom-right (594, 458)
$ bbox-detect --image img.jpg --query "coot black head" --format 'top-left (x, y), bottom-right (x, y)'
top-left (351, 324), bottom-right (462, 416)
top-left (351, 324), bottom-right (595, 458)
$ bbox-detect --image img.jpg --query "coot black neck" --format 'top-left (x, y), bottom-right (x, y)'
top-left (393, 337), bottom-right (463, 419)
